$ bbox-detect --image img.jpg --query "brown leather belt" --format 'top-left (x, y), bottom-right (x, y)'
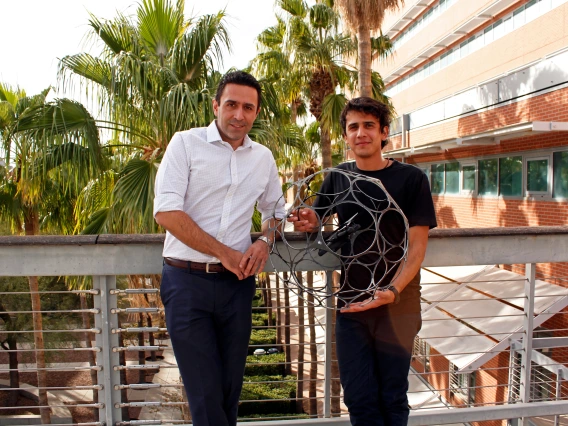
top-left (164, 257), bottom-right (228, 273)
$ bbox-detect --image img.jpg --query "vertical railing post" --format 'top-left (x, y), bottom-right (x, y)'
top-left (520, 263), bottom-right (536, 426)
top-left (93, 275), bottom-right (122, 425)
top-left (323, 271), bottom-right (333, 418)
top-left (554, 370), bottom-right (563, 426)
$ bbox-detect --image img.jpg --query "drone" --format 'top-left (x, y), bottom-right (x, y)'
top-left (268, 168), bottom-right (409, 309)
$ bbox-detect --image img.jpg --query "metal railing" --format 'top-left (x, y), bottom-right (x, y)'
top-left (1, 227), bottom-right (568, 425)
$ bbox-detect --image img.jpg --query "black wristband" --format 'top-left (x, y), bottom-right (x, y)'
top-left (385, 285), bottom-right (400, 305)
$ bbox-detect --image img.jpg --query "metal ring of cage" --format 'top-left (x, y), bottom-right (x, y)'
top-left (268, 168), bottom-right (409, 309)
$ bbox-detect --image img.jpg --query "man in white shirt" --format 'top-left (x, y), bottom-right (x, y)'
top-left (154, 71), bottom-right (285, 426)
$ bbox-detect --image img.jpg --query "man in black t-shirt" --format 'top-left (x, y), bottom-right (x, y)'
top-left (289, 97), bottom-right (437, 426)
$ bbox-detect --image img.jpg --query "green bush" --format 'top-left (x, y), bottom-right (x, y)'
top-left (252, 289), bottom-right (264, 307)
top-left (251, 312), bottom-right (276, 327)
top-left (248, 328), bottom-right (277, 354)
top-left (239, 375), bottom-right (297, 415)
top-left (245, 352), bottom-right (286, 376)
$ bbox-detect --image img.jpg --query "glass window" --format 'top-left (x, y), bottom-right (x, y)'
top-left (484, 26), bottom-right (494, 44)
top-left (445, 162), bottom-right (459, 194)
top-left (462, 165), bottom-right (476, 191)
top-left (514, 6), bottom-right (526, 28)
top-left (526, 158), bottom-right (549, 193)
top-left (499, 156), bottom-right (523, 196)
top-left (493, 19), bottom-right (504, 40)
top-left (525, 0), bottom-right (539, 22)
top-left (431, 164), bottom-right (445, 194)
top-left (553, 151), bottom-right (568, 198)
top-left (504, 16), bottom-right (514, 34)
top-left (479, 159), bottom-right (498, 195)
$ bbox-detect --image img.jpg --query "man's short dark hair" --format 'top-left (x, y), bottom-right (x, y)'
top-left (340, 97), bottom-right (392, 148)
top-left (215, 71), bottom-right (262, 110)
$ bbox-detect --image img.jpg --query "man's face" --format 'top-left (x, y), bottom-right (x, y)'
top-left (343, 111), bottom-right (388, 160)
top-left (213, 83), bottom-right (260, 145)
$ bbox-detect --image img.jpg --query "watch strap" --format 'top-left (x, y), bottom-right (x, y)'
top-left (385, 285), bottom-right (400, 305)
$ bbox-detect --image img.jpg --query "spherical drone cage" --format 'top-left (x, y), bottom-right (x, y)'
top-left (268, 168), bottom-right (409, 309)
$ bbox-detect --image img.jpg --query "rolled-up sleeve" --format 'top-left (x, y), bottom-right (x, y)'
top-left (256, 156), bottom-right (286, 222)
top-left (153, 132), bottom-right (190, 217)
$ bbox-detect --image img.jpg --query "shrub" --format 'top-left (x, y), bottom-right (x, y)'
top-left (239, 375), bottom-right (297, 415)
top-left (248, 328), bottom-right (277, 354)
top-left (245, 352), bottom-right (286, 376)
top-left (251, 312), bottom-right (276, 326)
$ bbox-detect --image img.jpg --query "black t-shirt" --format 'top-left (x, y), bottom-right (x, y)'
top-left (313, 160), bottom-right (437, 314)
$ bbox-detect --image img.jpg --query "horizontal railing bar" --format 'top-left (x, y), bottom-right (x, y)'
top-left (112, 327), bottom-right (168, 333)
top-left (0, 366), bottom-right (101, 372)
top-left (0, 385), bottom-right (103, 391)
top-left (0, 347), bottom-right (100, 353)
top-left (0, 403), bottom-right (103, 410)
top-left (0, 289), bottom-right (99, 295)
top-left (2, 227), bottom-right (568, 276)
top-left (2, 309), bottom-right (99, 314)
top-left (0, 328), bottom-right (101, 334)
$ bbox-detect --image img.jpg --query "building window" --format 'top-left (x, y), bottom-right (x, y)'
top-left (413, 337), bottom-right (431, 373)
top-left (462, 164), bottom-right (476, 192)
top-left (431, 164), bottom-right (445, 194)
top-left (445, 162), bottom-right (459, 194)
top-left (499, 156), bottom-right (523, 196)
top-left (526, 157), bottom-right (549, 194)
top-left (553, 151), bottom-right (568, 198)
top-left (449, 362), bottom-right (475, 405)
top-left (478, 159), bottom-right (498, 196)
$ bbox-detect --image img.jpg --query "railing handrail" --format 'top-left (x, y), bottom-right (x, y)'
top-left (1, 226), bottom-right (567, 246)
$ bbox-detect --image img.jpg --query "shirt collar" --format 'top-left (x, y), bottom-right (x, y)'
top-left (207, 121), bottom-right (253, 149)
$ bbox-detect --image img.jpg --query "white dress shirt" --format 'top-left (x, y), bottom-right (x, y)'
top-left (153, 121), bottom-right (286, 262)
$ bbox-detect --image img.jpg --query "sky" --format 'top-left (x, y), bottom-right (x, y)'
top-left (0, 0), bottom-right (278, 97)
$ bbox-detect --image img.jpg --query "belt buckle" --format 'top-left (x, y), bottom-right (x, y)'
top-left (205, 263), bottom-right (216, 273)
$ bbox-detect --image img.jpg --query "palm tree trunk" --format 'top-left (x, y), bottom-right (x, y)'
top-left (306, 272), bottom-right (318, 416)
top-left (24, 209), bottom-right (51, 424)
top-left (358, 25), bottom-right (373, 98)
top-left (283, 272), bottom-right (292, 376)
top-left (331, 272), bottom-right (341, 415)
top-left (138, 314), bottom-right (146, 383)
top-left (296, 272), bottom-right (305, 414)
top-left (275, 274), bottom-right (282, 347)
top-left (80, 294), bottom-right (99, 422)
top-left (321, 128), bottom-right (332, 170)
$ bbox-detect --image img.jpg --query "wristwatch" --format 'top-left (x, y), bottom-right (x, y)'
top-left (257, 235), bottom-right (274, 251)
top-left (384, 285), bottom-right (400, 305)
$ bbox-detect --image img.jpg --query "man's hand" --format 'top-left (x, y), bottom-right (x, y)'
top-left (287, 208), bottom-right (319, 232)
top-left (240, 239), bottom-right (271, 277)
top-left (219, 248), bottom-right (247, 280)
top-left (340, 288), bottom-right (396, 313)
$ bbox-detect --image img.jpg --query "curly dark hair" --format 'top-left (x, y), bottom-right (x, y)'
top-left (340, 97), bottom-right (392, 148)
top-left (215, 71), bottom-right (262, 110)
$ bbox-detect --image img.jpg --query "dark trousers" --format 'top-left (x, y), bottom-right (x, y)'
top-left (160, 263), bottom-right (256, 426)
top-left (336, 311), bottom-right (422, 426)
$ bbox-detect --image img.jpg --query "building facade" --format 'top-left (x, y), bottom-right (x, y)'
top-left (377, 1), bottom-right (568, 422)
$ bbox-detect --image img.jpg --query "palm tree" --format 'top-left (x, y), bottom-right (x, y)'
top-left (0, 83), bottom-right (103, 424)
top-left (334, 0), bottom-right (402, 97)
top-left (59, 0), bottom-right (232, 233)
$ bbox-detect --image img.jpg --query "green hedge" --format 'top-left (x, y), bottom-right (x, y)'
top-left (248, 328), bottom-right (277, 354)
top-left (245, 352), bottom-right (286, 376)
top-left (239, 375), bottom-right (297, 415)
top-left (251, 312), bottom-right (276, 327)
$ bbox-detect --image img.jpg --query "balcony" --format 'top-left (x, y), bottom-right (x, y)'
top-left (1, 227), bottom-right (568, 425)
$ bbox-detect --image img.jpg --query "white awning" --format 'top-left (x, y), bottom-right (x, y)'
top-left (418, 265), bottom-right (568, 372)
top-left (387, 121), bottom-right (568, 157)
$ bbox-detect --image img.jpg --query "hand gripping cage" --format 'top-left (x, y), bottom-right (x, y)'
top-left (268, 168), bottom-right (409, 309)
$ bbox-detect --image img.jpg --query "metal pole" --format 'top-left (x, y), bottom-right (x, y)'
top-left (93, 275), bottom-right (122, 424)
top-left (555, 370), bottom-right (563, 426)
top-left (520, 263), bottom-right (536, 426)
top-left (323, 272), bottom-right (333, 418)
